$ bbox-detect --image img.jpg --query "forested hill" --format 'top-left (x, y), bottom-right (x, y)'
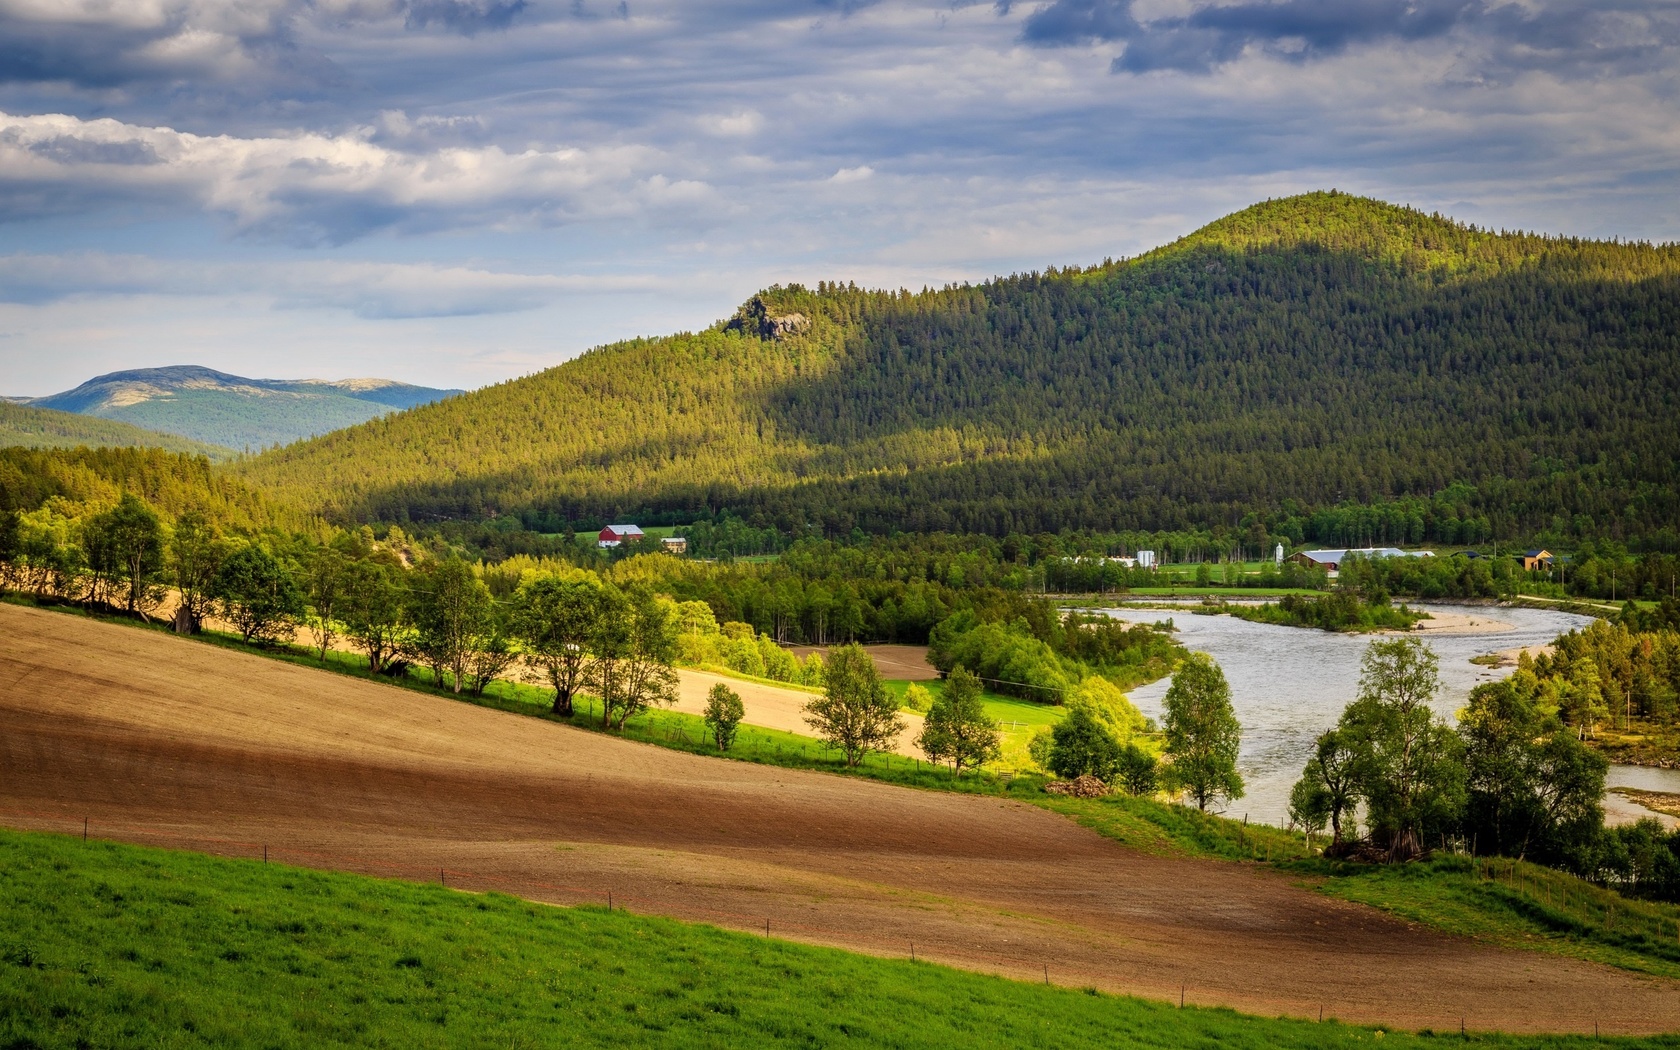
top-left (0, 401), bottom-right (235, 461)
top-left (238, 192), bottom-right (1680, 545)
top-left (28, 366), bottom-right (461, 452)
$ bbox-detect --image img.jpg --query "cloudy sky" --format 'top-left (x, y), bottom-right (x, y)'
top-left (2, 0), bottom-right (1677, 395)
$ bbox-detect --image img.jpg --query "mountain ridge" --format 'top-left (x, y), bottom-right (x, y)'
top-left (28, 366), bottom-right (462, 451)
top-left (235, 192), bottom-right (1680, 545)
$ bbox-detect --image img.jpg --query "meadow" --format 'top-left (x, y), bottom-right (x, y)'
top-left (8, 597), bottom-right (1680, 1005)
top-left (5, 830), bottom-right (1678, 1050)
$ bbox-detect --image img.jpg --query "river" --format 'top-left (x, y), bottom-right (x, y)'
top-left (1096, 602), bottom-right (1680, 828)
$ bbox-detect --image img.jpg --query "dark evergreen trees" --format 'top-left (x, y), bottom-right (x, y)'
top-left (235, 194), bottom-right (1680, 547)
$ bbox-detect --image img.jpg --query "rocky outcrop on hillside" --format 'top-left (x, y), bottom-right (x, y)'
top-left (726, 296), bottom-right (809, 340)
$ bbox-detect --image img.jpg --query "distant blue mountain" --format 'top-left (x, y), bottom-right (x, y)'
top-left (28, 366), bottom-right (462, 451)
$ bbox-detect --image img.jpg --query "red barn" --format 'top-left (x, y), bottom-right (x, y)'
top-left (597, 524), bottom-right (644, 548)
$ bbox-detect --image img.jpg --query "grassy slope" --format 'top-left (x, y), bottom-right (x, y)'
top-left (0, 402), bottom-right (235, 460)
top-left (13, 831), bottom-right (1665, 1050)
top-left (1310, 857), bottom-right (1680, 981)
top-left (883, 677), bottom-right (1065, 770)
top-left (9, 598), bottom-right (1680, 993)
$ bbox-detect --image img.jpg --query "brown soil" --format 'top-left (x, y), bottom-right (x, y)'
top-left (788, 643), bottom-right (938, 681)
top-left (3, 604), bottom-right (1677, 1035)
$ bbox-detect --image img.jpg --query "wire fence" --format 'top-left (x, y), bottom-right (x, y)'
top-left (0, 809), bottom-right (1169, 999)
top-left (1473, 856), bottom-right (1680, 947)
top-left (2, 805), bottom-right (1667, 1036)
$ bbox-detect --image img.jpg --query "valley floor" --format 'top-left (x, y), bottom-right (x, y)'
top-left (3, 603), bottom-right (1679, 1035)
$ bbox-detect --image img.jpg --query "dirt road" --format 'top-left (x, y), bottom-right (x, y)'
top-left (671, 668), bottom-right (926, 757)
top-left (3, 604), bottom-right (1676, 1035)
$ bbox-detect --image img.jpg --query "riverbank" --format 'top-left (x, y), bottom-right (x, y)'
top-left (1507, 594), bottom-right (1623, 617)
top-left (1587, 718), bottom-right (1680, 770)
top-left (1104, 601), bottom-right (1601, 823)
top-left (1611, 788), bottom-right (1680, 819)
top-left (1111, 597), bottom-right (1514, 637)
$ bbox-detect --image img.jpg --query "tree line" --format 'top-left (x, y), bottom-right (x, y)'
top-left (1289, 637), bottom-right (1680, 900)
top-left (7, 473), bottom-right (1675, 899)
top-left (928, 608), bottom-right (1183, 700)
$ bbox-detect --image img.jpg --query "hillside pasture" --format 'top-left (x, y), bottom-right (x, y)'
top-left (882, 677), bottom-right (1063, 772)
top-left (17, 831), bottom-right (1675, 1050)
top-left (3, 603), bottom-right (1680, 1035)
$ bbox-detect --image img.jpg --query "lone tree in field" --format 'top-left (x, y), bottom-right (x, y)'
top-left (512, 573), bottom-right (602, 716)
top-left (464, 602), bottom-right (517, 697)
top-left (211, 543), bottom-right (305, 645)
top-left (1288, 774), bottom-right (1331, 850)
top-left (1161, 653), bottom-right (1244, 811)
top-left (304, 543), bottom-right (348, 661)
top-left (804, 644), bottom-right (903, 767)
top-left (1291, 728), bottom-right (1360, 847)
top-left (703, 683), bottom-right (745, 751)
top-left (588, 585), bottom-right (678, 729)
top-left (1340, 637), bottom-right (1465, 861)
top-left (1047, 704), bottom-right (1123, 780)
top-left (169, 510), bottom-right (224, 634)
top-left (407, 557), bottom-right (491, 693)
top-left (339, 557), bottom-right (407, 674)
top-left (916, 666), bottom-right (1001, 776)
top-left (1114, 744), bottom-right (1159, 796)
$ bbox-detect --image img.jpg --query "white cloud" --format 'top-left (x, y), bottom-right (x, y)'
top-left (700, 109), bottom-right (763, 137)
top-left (1, 0), bottom-right (1678, 393)
top-left (0, 109), bottom-right (673, 239)
top-left (0, 251), bottom-right (678, 317)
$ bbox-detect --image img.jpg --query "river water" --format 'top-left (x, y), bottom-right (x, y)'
top-left (1096, 603), bottom-right (1680, 828)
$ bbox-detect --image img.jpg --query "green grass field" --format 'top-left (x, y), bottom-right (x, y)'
top-left (1306, 856), bottom-right (1680, 981)
top-left (6, 830), bottom-right (1676, 1050)
top-left (883, 678), bottom-right (1064, 770)
top-left (881, 678), bottom-right (1060, 725)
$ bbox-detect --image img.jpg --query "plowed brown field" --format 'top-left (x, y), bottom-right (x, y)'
top-left (2, 603), bottom-right (1676, 1035)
